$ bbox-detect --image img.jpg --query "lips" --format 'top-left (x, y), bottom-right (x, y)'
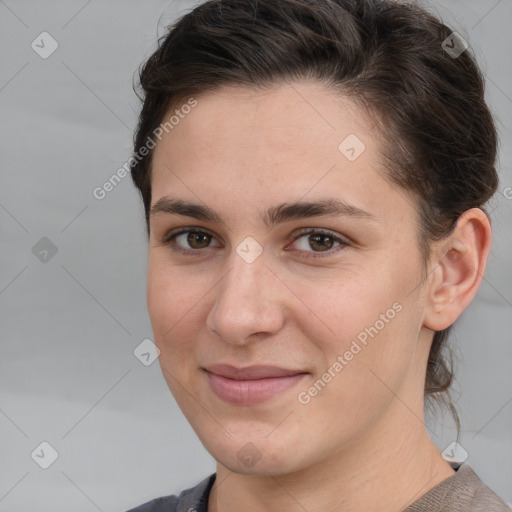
top-left (205, 364), bottom-right (305, 380)
top-left (203, 364), bottom-right (308, 405)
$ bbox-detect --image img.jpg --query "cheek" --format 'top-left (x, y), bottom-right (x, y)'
top-left (146, 257), bottom-right (202, 352)
top-left (295, 301), bottom-right (416, 442)
top-left (301, 269), bottom-right (401, 349)
top-left (299, 265), bottom-right (419, 394)
top-left (147, 260), bottom-right (204, 403)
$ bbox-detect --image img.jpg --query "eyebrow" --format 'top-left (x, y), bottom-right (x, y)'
top-left (150, 197), bottom-right (375, 229)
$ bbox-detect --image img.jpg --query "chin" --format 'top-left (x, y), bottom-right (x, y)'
top-left (201, 430), bottom-right (311, 477)
top-left (216, 452), bottom-right (301, 477)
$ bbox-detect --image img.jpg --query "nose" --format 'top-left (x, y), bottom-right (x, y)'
top-left (206, 247), bottom-right (286, 346)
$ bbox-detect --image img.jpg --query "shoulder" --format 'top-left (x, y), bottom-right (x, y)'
top-left (126, 473), bottom-right (216, 512)
top-left (446, 462), bottom-right (511, 511)
top-left (406, 462), bottom-right (511, 512)
top-left (466, 464), bottom-right (511, 512)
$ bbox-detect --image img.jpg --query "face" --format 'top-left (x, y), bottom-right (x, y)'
top-left (147, 82), bottom-right (432, 477)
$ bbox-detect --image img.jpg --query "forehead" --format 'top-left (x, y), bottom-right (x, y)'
top-left (154, 82), bottom-right (374, 163)
top-left (150, 81), bottom-right (415, 225)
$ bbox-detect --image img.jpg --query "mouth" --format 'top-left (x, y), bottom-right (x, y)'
top-left (202, 364), bottom-right (308, 405)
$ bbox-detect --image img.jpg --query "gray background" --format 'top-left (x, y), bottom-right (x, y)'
top-left (0, 1), bottom-right (511, 510)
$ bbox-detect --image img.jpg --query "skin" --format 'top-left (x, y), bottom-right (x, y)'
top-left (147, 81), bottom-right (492, 512)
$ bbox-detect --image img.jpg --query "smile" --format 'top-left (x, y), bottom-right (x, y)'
top-left (203, 366), bottom-right (308, 405)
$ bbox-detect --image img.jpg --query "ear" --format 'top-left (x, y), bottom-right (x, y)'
top-left (423, 208), bottom-right (492, 332)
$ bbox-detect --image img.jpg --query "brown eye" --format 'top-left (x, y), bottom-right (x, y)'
top-left (186, 231), bottom-right (211, 249)
top-left (290, 228), bottom-right (349, 257)
top-left (162, 228), bottom-right (221, 255)
top-left (308, 233), bottom-right (335, 252)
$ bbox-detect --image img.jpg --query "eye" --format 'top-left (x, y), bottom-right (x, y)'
top-left (288, 228), bottom-right (349, 257)
top-left (162, 228), bottom-right (222, 255)
top-left (161, 227), bottom-right (349, 258)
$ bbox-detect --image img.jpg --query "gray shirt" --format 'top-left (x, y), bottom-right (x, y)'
top-left (127, 462), bottom-right (511, 511)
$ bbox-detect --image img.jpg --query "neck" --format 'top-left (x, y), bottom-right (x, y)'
top-left (208, 402), bottom-right (455, 512)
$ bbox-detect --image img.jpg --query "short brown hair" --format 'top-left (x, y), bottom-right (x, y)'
top-left (131, 0), bottom-right (499, 434)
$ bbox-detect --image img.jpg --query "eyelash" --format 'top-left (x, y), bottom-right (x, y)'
top-left (161, 227), bottom-right (349, 258)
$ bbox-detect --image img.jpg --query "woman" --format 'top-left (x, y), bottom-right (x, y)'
top-left (127, 0), bottom-right (510, 510)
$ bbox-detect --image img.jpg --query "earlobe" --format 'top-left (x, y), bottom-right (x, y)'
top-left (423, 208), bottom-right (492, 331)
